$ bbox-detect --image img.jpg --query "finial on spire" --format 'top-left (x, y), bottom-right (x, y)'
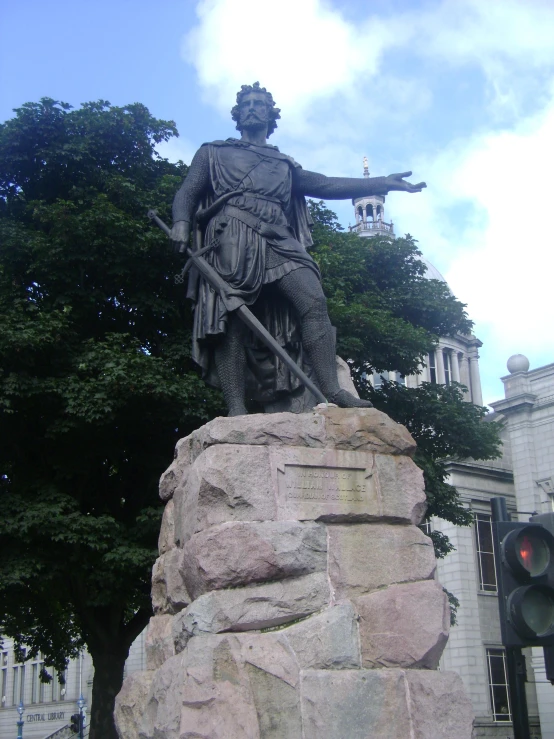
top-left (363, 156), bottom-right (369, 178)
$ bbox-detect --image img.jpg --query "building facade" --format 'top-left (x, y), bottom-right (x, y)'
top-left (0, 632), bottom-right (145, 738)
top-left (353, 168), bottom-right (553, 737)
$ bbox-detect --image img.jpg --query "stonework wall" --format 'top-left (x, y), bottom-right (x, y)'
top-left (115, 407), bottom-right (474, 739)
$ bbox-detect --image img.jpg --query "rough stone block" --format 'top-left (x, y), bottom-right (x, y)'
top-left (182, 520), bottom-right (327, 598)
top-left (328, 523), bottom-right (436, 598)
top-left (172, 572), bottom-right (330, 647)
top-left (138, 653), bottom-right (186, 739)
top-left (114, 669), bottom-right (154, 739)
top-left (157, 498), bottom-right (175, 555)
top-left (301, 668), bottom-right (412, 739)
top-left (145, 614), bottom-right (175, 671)
top-left (173, 444), bottom-right (276, 546)
top-left (151, 549), bottom-right (191, 615)
top-left (374, 453), bottom-right (427, 524)
top-left (300, 668), bottom-right (473, 739)
top-left (356, 580), bottom-right (450, 669)
top-left (316, 405), bottom-right (416, 456)
top-left (193, 411), bottom-right (327, 451)
top-left (270, 447), bottom-right (424, 524)
top-left (282, 602), bottom-right (361, 669)
top-left (138, 632), bottom-right (303, 739)
top-left (405, 669), bottom-right (474, 738)
top-left (159, 434), bottom-right (194, 502)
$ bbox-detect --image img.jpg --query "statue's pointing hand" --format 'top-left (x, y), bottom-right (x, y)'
top-left (170, 220), bottom-right (190, 254)
top-left (385, 171), bottom-right (426, 194)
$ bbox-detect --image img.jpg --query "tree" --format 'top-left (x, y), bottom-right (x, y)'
top-left (308, 201), bottom-right (501, 562)
top-left (0, 100), bottom-right (500, 737)
top-left (0, 98), bottom-right (225, 738)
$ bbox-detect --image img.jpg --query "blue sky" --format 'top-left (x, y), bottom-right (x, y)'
top-left (2, 0), bottom-right (554, 405)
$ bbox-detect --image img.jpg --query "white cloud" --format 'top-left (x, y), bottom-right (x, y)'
top-left (183, 0), bottom-right (554, 404)
top-left (390, 101), bottom-right (554, 403)
top-left (184, 0), bottom-right (407, 125)
top-left (156, 137), bottom-right (197, 165)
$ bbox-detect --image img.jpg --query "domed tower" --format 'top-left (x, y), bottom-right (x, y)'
top-left (348, 157), bottom-right (394, 238)
top-left (351, 157), bottom-right (483, 404)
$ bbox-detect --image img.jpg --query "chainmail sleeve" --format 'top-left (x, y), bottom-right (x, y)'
top-left (293, 168), bottom-right (389, 200)
top-left (172, 145), bottom-right (211, 223)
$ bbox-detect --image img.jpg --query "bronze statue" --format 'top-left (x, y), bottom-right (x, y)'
top-left (170, 83), bottom-right (425, 416)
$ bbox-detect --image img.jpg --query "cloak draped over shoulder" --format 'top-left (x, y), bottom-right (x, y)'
top-left (186, 139), bottom-right (320, 403)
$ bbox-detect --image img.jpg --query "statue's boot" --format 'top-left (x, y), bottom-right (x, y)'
top-left (300, 298), bottom-right (373, 409)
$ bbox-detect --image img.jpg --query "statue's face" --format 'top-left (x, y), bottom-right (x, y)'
top-left (238, 91), bottom-right (270, 131)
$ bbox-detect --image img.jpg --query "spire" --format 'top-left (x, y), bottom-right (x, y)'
top-left (350, 155), bottom-right (394, 239)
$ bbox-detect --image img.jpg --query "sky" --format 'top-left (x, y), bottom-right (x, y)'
top-left (2, 0), bottom-right (554, 406)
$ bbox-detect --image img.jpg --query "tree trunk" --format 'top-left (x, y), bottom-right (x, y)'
top-left (88, 648), bottom-right (128, 739)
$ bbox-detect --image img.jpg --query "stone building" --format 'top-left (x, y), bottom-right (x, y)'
top-left (2, 168), bottom-right (553, 737)
top-left (352, 165), bottom-right (554, 738)
top-left (0, 632), bottom-right (146, 737)
top-left (350, 157), bottom-right (483, 404)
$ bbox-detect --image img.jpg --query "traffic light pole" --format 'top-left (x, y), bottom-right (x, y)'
top-left (491, 497), bottom-right (531, 739)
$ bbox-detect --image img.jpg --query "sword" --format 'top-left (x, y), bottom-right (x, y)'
top-left (147, 209), bottom-right (328, 405)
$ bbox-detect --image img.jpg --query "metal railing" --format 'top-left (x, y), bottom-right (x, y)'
top-left (349, 220), bottom-right (394, 234)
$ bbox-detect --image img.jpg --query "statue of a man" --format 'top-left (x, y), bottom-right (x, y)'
top-left (171, 82), bottom-right (425, 416)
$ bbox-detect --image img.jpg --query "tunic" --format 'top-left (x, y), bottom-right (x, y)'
top-left (186, 139), bottom-right (320, 402)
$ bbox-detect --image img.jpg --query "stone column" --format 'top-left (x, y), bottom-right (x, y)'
top-left (469, 353), bottom-right (483, 405)
top-left (459, 355), bottom-right (471, 399)
top-left (435, 347), bottom-right (446, 385)
top-left (452, 352), bottom-right (461, 383)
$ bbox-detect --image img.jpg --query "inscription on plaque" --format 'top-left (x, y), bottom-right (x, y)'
top-left (271, 447), bottom-right (379, 520)
top-left (284, 465), bottom-right (367, 503)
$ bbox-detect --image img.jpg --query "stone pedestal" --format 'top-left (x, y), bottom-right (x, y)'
top-left (115, 407), bottom-right (474, 739)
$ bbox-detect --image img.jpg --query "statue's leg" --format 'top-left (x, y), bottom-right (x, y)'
top-left (214, 312), bottom-right (248, 416)
top-left (276, 268), bottom-right (372, 408)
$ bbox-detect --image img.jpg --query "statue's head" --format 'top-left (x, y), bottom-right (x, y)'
top-left (231, 82), bottom-right (281, 137)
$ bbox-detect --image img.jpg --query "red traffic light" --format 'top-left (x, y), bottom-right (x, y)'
top-left (502, 526), bottom-right (554, 578)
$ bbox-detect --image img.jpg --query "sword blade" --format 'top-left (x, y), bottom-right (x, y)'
top-left (147, 210), bottom-right (328, 405)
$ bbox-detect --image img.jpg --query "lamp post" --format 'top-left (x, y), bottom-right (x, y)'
top-left (16, 700), bottom-right (24, 739)
top-left (77, 694), bottom-right (85, 739)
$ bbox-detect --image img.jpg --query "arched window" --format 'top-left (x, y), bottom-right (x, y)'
top-left (357, 206), bottom-right (363, 222)
top-left (376, 205), bottom-right (383, 221)
top-left (366, 204), bottom-right (373, 221)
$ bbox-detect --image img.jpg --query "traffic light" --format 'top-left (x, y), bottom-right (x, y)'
top-left (70, 713), bottom-right (81, 734)
top-left (493, 520), bottom-right (554, 647)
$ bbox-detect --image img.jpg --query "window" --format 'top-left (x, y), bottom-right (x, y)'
top-left (1, 651), bottom-right (7, 708)
top-left (419, 519), bottom-right (432, 537)
top-left (52, 669), bottom-right (67, 701)
top-left (428, 351), bottom-right (437, 384)
top-left (12, 665), bottom-right (25, 706)
top-left (443, 350), bottom-right (452, 386)
top-left (486, 648), bottom-right (511, 722)
top-left (372, 371), bottom-right (389, 390)
top-left (475, 513), bottom-right (497, 592)
top-left (31, 653), bottom-right (46, 704)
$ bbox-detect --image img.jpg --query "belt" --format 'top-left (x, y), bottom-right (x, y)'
top-left (222, 204), bottom-right (289, 241)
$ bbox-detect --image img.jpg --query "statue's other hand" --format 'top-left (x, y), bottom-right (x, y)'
top-left (386, 172), bottom-right (427, 193)
top-left (170, 220), bottom-right (190, 254)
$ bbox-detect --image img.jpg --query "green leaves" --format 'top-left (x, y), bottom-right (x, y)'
top-left (0, 99), bottom-right (223, 695)
top-left (308, 201), bottom-right (501, 557)
top-left (309, 202), bottom-right (473, 376)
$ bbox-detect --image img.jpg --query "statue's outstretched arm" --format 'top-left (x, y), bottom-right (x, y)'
top-left (171, 146), bottom-right (211, 246)
top-left (294, 168), bottom-right (426, 199)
